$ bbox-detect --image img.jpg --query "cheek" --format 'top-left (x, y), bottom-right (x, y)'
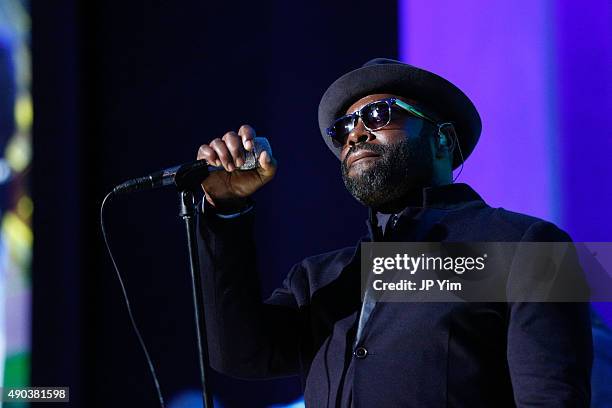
top-left (340, 145), bottom-right (352, 162)
top-left (401, 119), bottom-right (427, 138)
top-left (375, 130), bottom-right (410, 146)
top-left (375, 118), bottom-right (425, 143)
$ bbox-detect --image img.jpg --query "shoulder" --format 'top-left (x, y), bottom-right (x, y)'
top-left (446, 200), bottom-right (572, 242)
top-left (489, 207), bottom-right (572, 242)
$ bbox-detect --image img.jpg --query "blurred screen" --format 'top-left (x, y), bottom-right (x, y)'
top-left (0, 0), bottom-right (32, 403)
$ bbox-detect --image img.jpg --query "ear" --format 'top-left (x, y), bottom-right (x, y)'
top-left (434, 128), bottom-right (449, 159)
top-left (438, 133), bottom-right (448, 146)
top-left (435, 123), bottom-right (456, 159)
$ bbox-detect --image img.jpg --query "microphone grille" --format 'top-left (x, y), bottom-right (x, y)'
top-left (242, 137), bottom-right (272, 170)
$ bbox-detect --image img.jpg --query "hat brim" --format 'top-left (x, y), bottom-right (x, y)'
top-left (318, 62), bottom-right (481, 169)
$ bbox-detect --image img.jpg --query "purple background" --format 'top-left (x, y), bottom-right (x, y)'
top-left (399, 0), bottom-right (612, 325)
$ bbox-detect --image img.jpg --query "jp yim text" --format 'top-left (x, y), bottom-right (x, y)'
top-left (373, 279), bottom-right (462, 292)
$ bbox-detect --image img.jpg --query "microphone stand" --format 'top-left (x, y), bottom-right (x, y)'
top-left (179, 189), bottom-right (214, 408)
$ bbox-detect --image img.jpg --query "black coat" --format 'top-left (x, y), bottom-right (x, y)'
top-left (197, 183), bottom-right (592, 407)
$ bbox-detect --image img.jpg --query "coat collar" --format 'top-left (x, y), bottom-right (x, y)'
top-left (420, 182), bottom-right (484, 209)
top-left (365, 183), bottom-right (485, 240)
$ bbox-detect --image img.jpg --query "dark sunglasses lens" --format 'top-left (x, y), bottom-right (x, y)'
top-left (329, 115), bottom-right (355, 147)
top-left (363, 101), bottom-right (390, 130)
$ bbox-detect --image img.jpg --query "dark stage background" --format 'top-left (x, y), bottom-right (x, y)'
top-left (32, 1), bottom-right (397, 407)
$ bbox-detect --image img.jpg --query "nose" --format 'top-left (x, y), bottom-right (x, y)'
top-left (345, 118), bottom-right (374, 148)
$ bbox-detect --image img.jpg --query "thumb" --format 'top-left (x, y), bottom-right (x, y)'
top-left (258, 150), bottom-right (277, 177)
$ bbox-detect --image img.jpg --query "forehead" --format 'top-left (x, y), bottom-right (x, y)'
top-left (344, 93), bottom-right (420, 115)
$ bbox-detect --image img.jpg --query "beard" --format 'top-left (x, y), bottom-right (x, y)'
top-left (341, 136), bottom-right (434, 209)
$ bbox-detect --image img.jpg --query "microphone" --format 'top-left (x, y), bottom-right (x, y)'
top-left (112, 137), bottom-right (271, 195)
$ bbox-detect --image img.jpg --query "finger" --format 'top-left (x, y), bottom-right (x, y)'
top-left (210, 138), bottom-right (234, 171)
top-left (258, 150), bottom-right (277, 177)
top-left (197, 144), bottom-right (219, 166)
top-left (222, 131), bottom-right (245, 168)
top-left (238, 124), bottom-right (256, 151)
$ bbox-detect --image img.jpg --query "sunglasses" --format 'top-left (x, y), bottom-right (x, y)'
top-left (326, 97), bottom-right (437, 148)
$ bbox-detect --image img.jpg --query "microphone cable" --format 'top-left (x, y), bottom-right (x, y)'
top-left (100, 191), bottom-right (166, 408)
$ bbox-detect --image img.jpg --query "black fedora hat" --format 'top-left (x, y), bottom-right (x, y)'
top-left (318, 58), bottom-right (481, 169)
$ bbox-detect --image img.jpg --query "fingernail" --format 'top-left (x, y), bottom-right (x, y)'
top-left (245, 140), bottom-right (253, 151)
top-left (228, 163), bottom-right (235, 171)
top-left (215, 160), bottom-right (222, 167)
top-left (236, 158), bottom-right (244, 167)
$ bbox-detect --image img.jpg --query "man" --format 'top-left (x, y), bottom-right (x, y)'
top-left (195, 59), bottom-right (592, 407)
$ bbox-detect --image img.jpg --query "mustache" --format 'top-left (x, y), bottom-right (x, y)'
top-left (342, 144), bottom-right (388, 168)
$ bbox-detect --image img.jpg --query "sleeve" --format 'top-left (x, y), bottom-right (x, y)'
top-left (507, 221), bottom-right (593, 407)
top-left (196, 200), bottom-right (302, 380)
